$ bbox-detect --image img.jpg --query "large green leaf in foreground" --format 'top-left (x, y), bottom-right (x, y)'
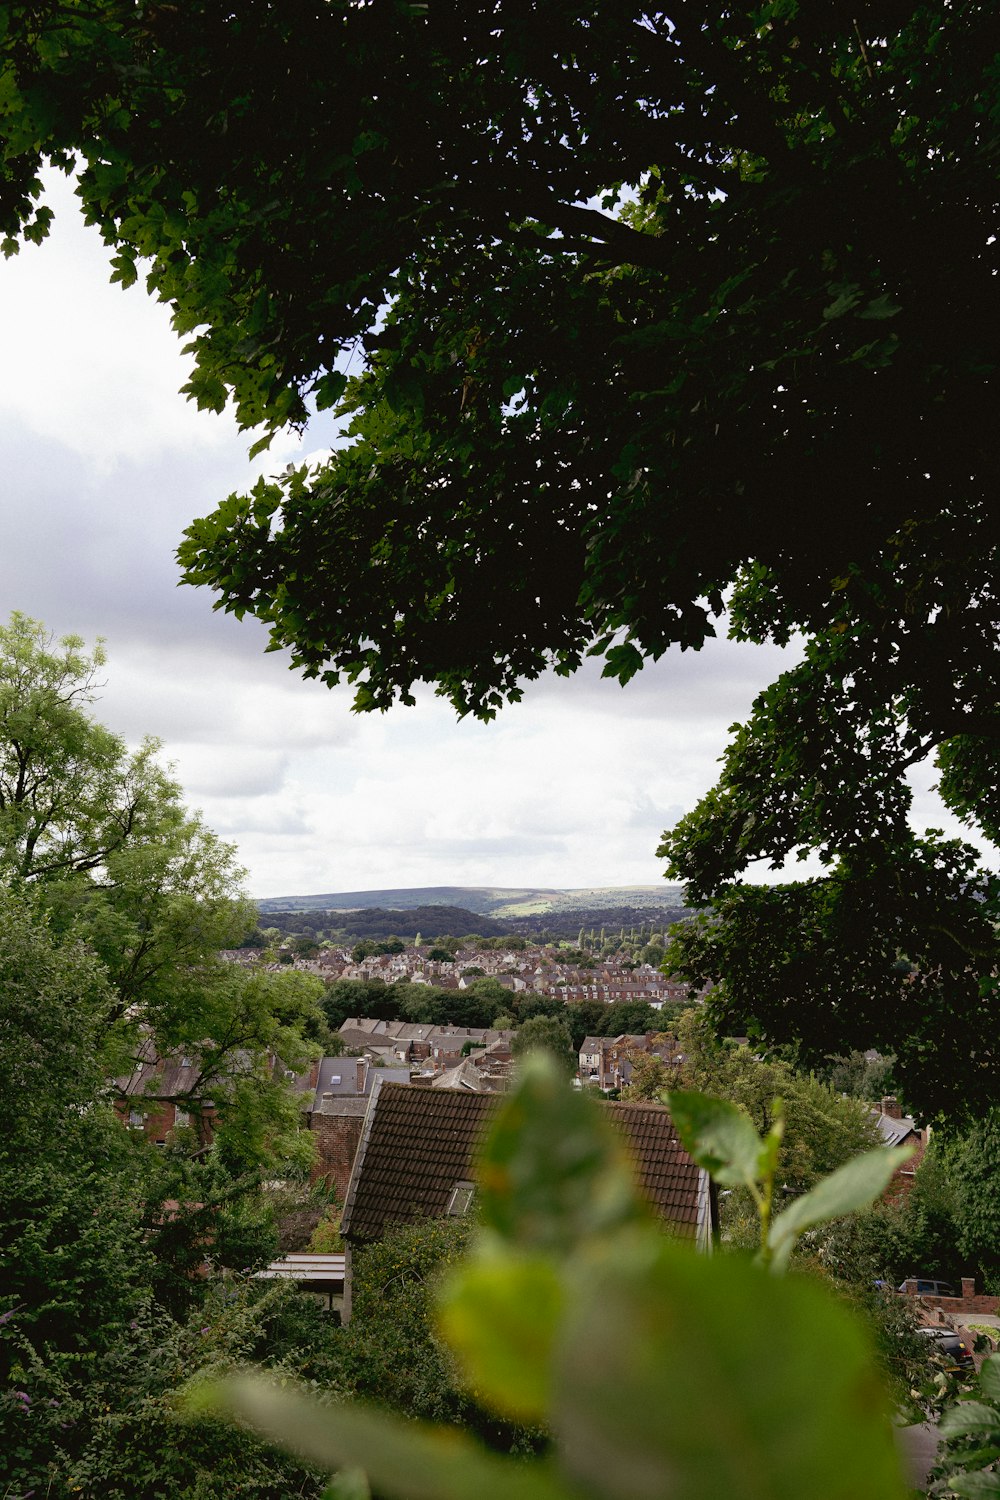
top-left (554, 1239), bottom-right (906, 1500)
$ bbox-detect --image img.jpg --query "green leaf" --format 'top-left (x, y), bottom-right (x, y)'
top-left (768, 1146), bottom-right (914, 1269)
top-left (437, 1252), bottom-right (563, 1421)
top-left (858, 293), bottom-right (902, 321)
top-left (552, 1238), bottom-right (908, 1500)
top-left (192, 1374), bottom-right (578, 1500)
top-left (978, 1356), bottom-right (1000, 1405)
top-left (666, 1090), bottom-right (768, 1189)
top-left (940, 1401), bottom-right (1000, 1439)
top-left (951, 1473), bottom-right (1000, 1498)
top-left (477, 1052), bottom-right (650, 1255)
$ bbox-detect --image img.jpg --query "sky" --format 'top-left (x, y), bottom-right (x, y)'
top-left (0, 170), bottom-right (982, 900)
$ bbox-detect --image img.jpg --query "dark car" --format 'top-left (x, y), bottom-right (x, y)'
top-left (917, 1328), bottom-right (975, 1372)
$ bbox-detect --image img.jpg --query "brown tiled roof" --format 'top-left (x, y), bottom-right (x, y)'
top-left (341, 1082), bottom-right (705, 1243)
top-left (342, 1084), bottom-right (494, 1241)
top-left (602, 1099), bottom-right (701, 1230)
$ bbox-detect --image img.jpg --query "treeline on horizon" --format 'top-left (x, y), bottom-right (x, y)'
top-left (250, 902), bottom-right (689, 945)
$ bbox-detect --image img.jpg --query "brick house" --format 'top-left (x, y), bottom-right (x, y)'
top-left (309, 1055), bottom-right (410, 1200)
top-left (872, 1095), bottom-right (928, 1195)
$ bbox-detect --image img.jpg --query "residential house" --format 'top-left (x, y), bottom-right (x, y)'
top-left (872, 1095), bottom-right (927, 1193)
top-left (578, 1032), bottom-right (681, 1091)
top-left (309, 1054), bottom-right (410, 1199)
top-left (339, 1080), bottom-right (717, 1320)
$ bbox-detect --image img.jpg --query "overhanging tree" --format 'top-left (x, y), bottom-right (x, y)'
top-left (2, 4), bottom-right (999, 1114)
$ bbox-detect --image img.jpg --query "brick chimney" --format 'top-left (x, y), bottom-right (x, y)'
top-left (880, 1096), bottom-right (903, 1120)
top-left (355, 1058), bottom-right (367, 1094)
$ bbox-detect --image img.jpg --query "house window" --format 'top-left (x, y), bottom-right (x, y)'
top-left (174, 1109), bottom-right (190, 1128)
top-left (446, 1180), bottom-right (476, 1217)
top-left (128, 1108), bottom-right (143, 1127)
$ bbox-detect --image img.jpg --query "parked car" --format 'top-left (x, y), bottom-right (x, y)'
top-left (916, 1328), bottom-right (974, 1372)
top-left (899, 1278), bottom-right (957, 1297)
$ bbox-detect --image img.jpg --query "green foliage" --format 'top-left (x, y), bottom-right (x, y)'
top-left (673, 1011), bottom-right (883, 1197)
top-left (0, 613), bottom-right (170, 882)
top-left (669, 1089), bottom-right (909, 1270)
top-left (944, 1113), bottom-right (1000, 1285)
top-left (664, 843), bottom-right (1000, 1121)
top-left (929, 1355), bottom-right (1000, 1497)
top-left (820, 1050), bottom-right (898, 1105)
top-left (2, 1277), bottom-right (336, 1500)
top-left (0, 623), bottom-right (334, 1495)
top-left (308, 1209), bottom-right (343, 1255)
top-left (203, 1057), bottom-right (910, 1499)
top-left (619, 1051), bottom-right (674, 1101)
top-left (336, 1220), bottom-right (484, 1431)
top-left (510, 1016), bottom-right (576, 1077)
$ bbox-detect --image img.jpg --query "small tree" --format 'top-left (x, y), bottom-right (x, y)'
top-left (511, 1015), bottom-right (576, 1077)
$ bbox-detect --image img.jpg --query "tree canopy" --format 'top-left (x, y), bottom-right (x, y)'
top-left (3, 5), bottom-right (999, 1114)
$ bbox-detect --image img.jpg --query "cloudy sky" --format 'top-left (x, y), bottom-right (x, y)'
top-left (0, 170), bottom-right (979, 900)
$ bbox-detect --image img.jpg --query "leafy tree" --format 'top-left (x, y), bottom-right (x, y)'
top-left (674, 1012), bottom-right (881, 1198)
top-left (0, 621), bottom-right (326, 1296)
top-left (0, 614), bottom-right (328, 1121)
top-left (511, 1015), bottom-right (576, 1077)
top-left (5, 12), bottom-right (1000, 1110)
top-left (0, 613), bottom-right (179, 882)
top-left (0, 884), bottom-right (152, 1368)
top-left (336, 1219), bottom-right (474, 1425)
top-left (620, 1051), bottom-right (675, 1103)
top-left (944, 1113), bottom-right (1000, 1290)
top-left (0, 655), bottom-right (334, 1494)
top-left (820, 1050), bottom-right (897, 1105)
top-left (322, 977), bottom-right (401, 1028)
top-left (664, 846), bottom-right (1000, 1121)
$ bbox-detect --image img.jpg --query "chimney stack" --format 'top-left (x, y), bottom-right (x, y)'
top-left (881, 1095), bottom-right (903, 1120)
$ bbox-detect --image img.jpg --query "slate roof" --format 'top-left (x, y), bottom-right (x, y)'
top-left (873, 1110), bottom-right (920, 1147)
top-left (341, 1081), bottom-right (708, 1244)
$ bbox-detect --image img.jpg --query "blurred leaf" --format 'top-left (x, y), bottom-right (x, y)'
top-left (194, 1374), bottom-right (578, 1500)
top-left (324, 1469), bottom-right (371, 1500)
top-left (768, 1146), bottom-right (913, 1269)
top-left (437, 1251), bottom-right (563, 1421)
top-left (477, 1052), bottom-right (649, 1255)
top-left (552, 1238), bottom-right (907, 1500)
top-left (667, 1090), bottom-right (770, 1189)
top-left (951, 1474), bottom-right (1000, 1498)
top-left (939, 1401), bottom-right (1000, 1439)
top-left (979, 1356), bottom-right (1000, 1404)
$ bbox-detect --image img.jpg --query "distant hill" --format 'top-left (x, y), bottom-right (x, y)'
top-left (257, 884), bottom-right (686, 917)
top-left (255, 886), bottom-right (690, 942)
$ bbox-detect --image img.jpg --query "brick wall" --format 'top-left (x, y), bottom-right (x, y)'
top-left (310, 1111), bottom-right (365, 1200)
top-left (901, 1278), bottom-right (1000, 1316)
